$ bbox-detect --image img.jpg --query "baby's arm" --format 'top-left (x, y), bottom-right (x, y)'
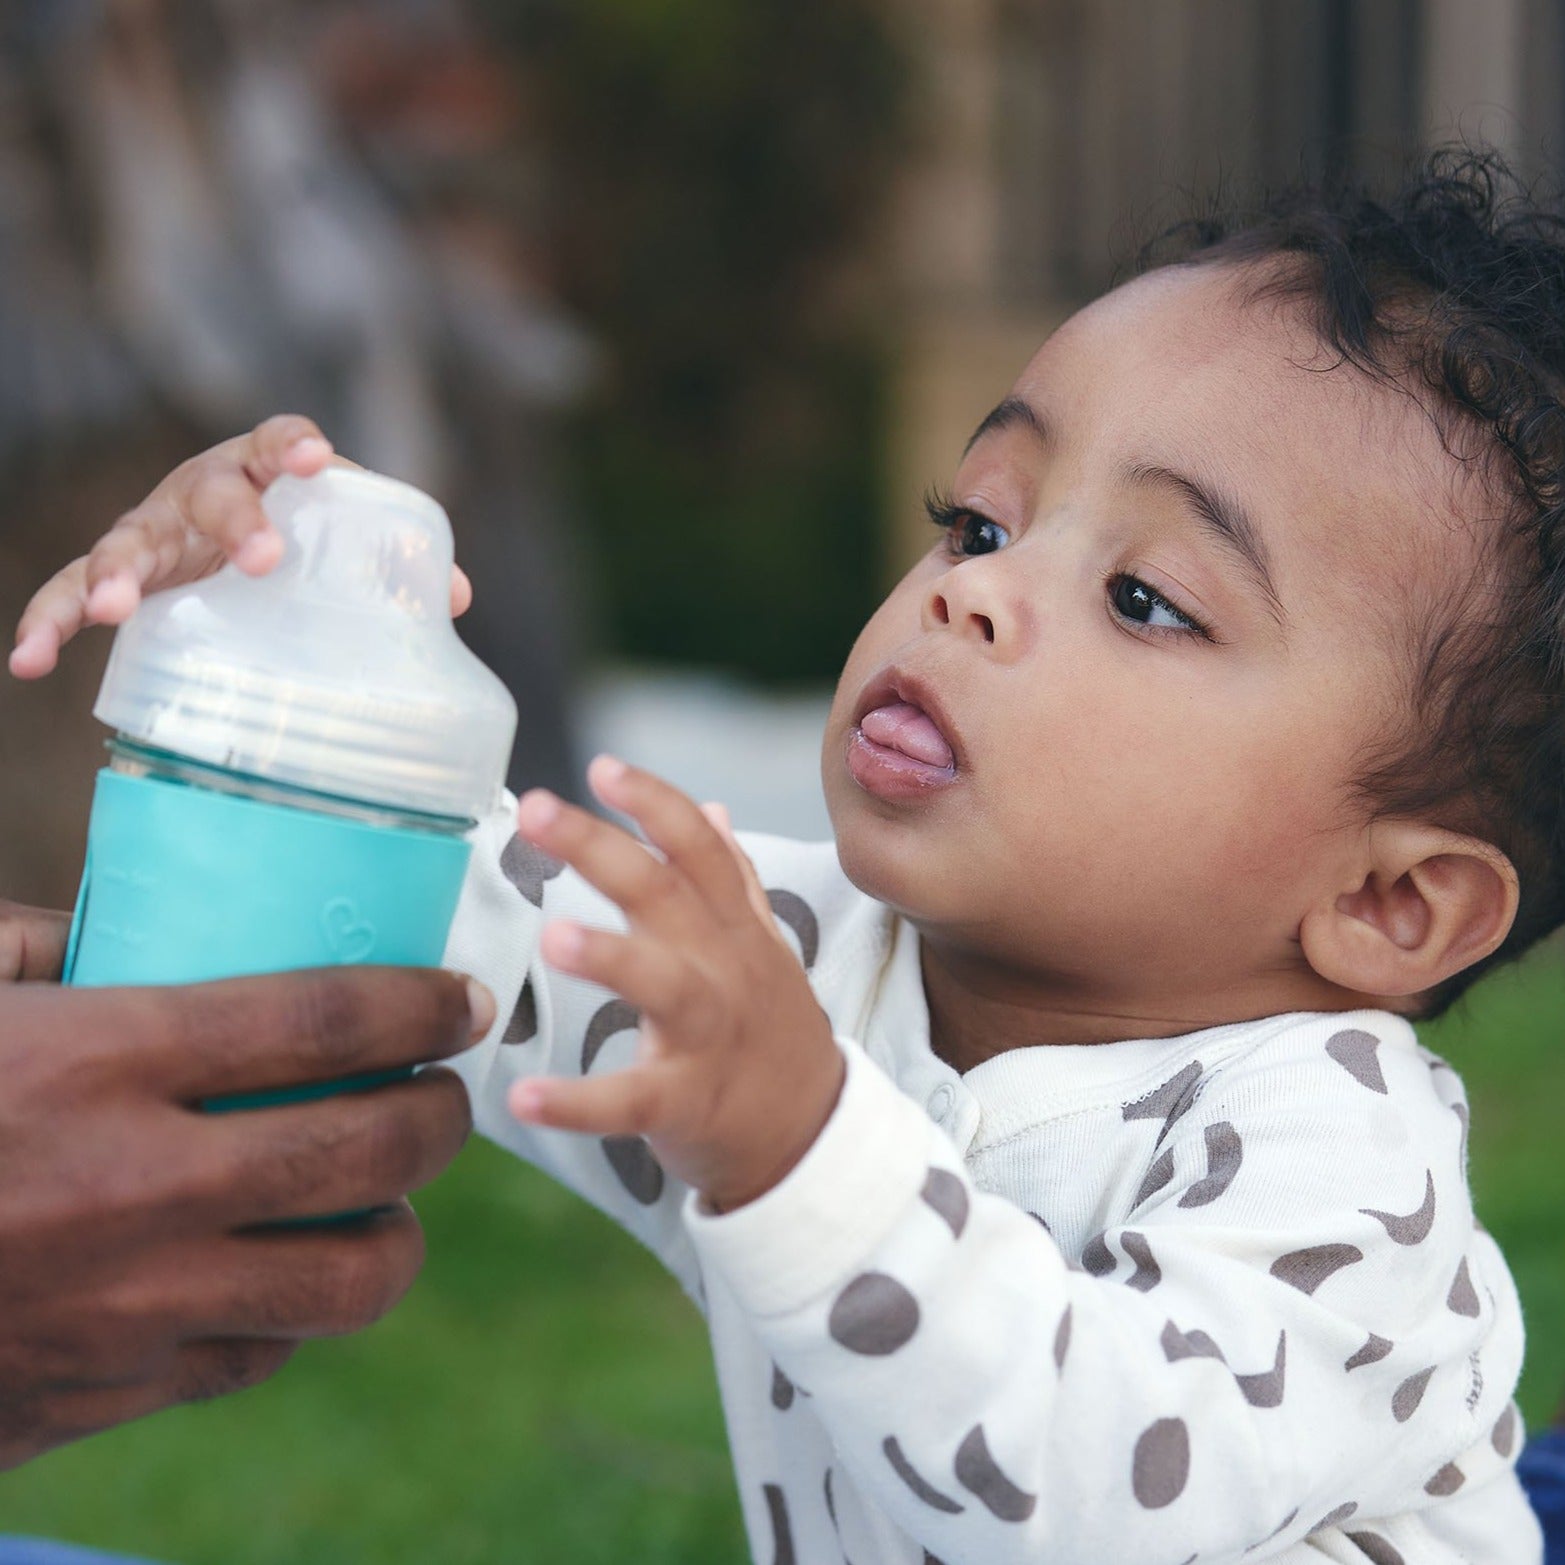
top-left (685, 1033), bottom-right (1528, 1564)
top-left (9, 414), bottom-right (469, 678)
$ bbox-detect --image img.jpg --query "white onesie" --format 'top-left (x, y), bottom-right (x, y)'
top-left (445, 808), bottom-right (1543, 1565)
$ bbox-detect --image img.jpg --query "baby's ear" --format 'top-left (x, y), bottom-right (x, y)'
top-left (1299, 823), bottom-right (1518, 1004)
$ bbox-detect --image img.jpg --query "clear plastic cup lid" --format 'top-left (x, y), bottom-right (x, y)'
top-left (94, 467), bottom-right (518, 822)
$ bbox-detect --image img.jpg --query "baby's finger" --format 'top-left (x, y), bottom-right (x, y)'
top-left (83, 493), bottom-right (222, 615)
top-left (516, 789), bottom-right (704, 936)
top-left (587, 757), bottom-right (747, 916)
top-left (507, 1067), bottom-right (667, 1140)
top-left (181, 463), bottom-right (287, 576)
top-left (701, 803), bottom-right (775, 930)
top-left (10, 560), bottom-right (90, 678)
top-left (540, 920), bottom-right (690, 1021)
top-left (450, 564), bottom-right (473, 618)
top-left (239, 414), bottom-right (334, 491)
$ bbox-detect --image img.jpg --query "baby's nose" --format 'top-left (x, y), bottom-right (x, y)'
top-left (926, 587), bottom-right (996, 645)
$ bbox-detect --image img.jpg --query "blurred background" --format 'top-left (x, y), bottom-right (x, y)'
top-left (0, 1), bottom-right (1562, 1561)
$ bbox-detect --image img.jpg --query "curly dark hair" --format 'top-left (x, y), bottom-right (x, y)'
top-left (1137, 148), bottom-right (1565, 1017)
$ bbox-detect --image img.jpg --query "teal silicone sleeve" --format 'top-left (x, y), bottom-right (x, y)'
top-left (65, 768), bottom-right (472, 989)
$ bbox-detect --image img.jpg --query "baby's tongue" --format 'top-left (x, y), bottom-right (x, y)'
top-left (860, 700), bottom-right (954, 768)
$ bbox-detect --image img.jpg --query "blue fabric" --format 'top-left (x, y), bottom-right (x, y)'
top-left (1521, 1427), bottom-right (1565, 1564)
top-left (0, 1544), bottom-right (164, 1565)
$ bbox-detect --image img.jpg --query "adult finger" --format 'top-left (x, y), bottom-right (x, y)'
top-left (166, 1201), bottom-right (428, 1340)
top-left (516, 789), bottom-right (706, 937)
top-left (31, 1337), bottom-right (298, 1455)
top-left (587, 756), bottom-right (747, 916)
top-left (202, 1067), bottom-right (471, 1228)
top-left (0, 903), bottom-right (71, 981)
top-left (130, 966), bottom-right (493, 1100)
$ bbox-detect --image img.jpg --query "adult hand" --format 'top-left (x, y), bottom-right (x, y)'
top-left (0, 901), bottom-right (488, 1469)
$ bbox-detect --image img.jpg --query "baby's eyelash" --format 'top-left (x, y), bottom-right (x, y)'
top-left (923, 486), bottom-right (963, 531)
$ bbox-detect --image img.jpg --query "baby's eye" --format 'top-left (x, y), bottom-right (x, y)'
top-left (1108, 573), bottom-right (1207, 636)
top-left (925, 492), bottom-right (1010, 557)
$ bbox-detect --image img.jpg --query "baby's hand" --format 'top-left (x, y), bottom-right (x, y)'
top-left (10, 415), bottom-right (473, 679)
top-left (508, 758), bottom-right (845, 1212)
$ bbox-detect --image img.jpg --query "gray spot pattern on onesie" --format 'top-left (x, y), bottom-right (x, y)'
top-left (1447, 1257), bottom-right (1481, 1317)
top-left (954, 1424), bottom-right (1038, 1522)
top-left (1311, 1501), bottom-right (1359, 1531)
top-left (1132, 1148), bottom-right (1175, 1210)
top-left (1345, 1333), bottom-right (1394, 1372)
top-left (1120, 1231), bottom-right (1162, 1292)
top-left (501, 979), bottom-right (537, 1044)
top-left (1424, 1462), bottom-right (1465, 1496)
top-left (1492, 1403), bottom-right (1518, 1457)
top-left (828, 1273), bottom-right (920, 1356)
top-left (1080, 1232), bottom-right (1116, 1276)
top-left (1325, 1028), bottom-right (1388, 1093)
top-left (764, 889), bottom-right (820, 970)
top-left (1247, 1506), bottom-right (1299, 1552)
top-left (1053, 1305), bottom-right (1072, 1370)
top-left (762, 1483), bottom-right (796, 1565)
top-left (1161, 1320), bottom-right (1226, 1363)
top-left (1270, 1243), bottom-right (1364, 1294)
top-left (1346, 1532), bottom-right (1406, 1565)
top-left (1235, 1332), bottom-right (1286, 1408)
top-left (499, 835), bottom-right (565, 907)
top-left (1360, 1169), bottom-right (1436, 1245)
top-left (600, 1136), bottom-right (665, 1205)
top-left (882, 1436), bottom-right (964, 1513)
top-left (1392, 1366), bottom-right (1436, 1422)
top-left (1178, 1121), bottom-right (1243, 1208)
top-left (770, 1363), bottom-right (795, 1411)
top-left (920, 1169), bottom-right (969, 1238)
top-left (1452, 1101), bottom-right (1470, 1169)
top-left (581, 998), bottom-right (640, 1075)
top-left (1131, 1417), bottom-right (1190, 1508)
top-left (1122, 1060), bottom-right (1204, 1147)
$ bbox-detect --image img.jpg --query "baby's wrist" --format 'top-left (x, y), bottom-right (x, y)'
top-left (700, 1048), bottom-right (847, 1215)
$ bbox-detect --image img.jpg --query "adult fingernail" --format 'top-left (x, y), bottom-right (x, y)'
top-left (467, 978), bottom-right (497, 1038)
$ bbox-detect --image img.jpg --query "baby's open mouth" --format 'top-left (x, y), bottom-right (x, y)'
top-left (848, 685), bottom-right (960, 799)
top-left (858, 700), bottom-right (955, 769)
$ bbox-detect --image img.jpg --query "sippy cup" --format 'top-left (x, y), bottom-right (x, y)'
top-left (62, 466), bottom-right (517, 1101)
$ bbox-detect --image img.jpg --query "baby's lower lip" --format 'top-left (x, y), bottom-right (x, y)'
top-left (846, 725), bottom-right (960, 800)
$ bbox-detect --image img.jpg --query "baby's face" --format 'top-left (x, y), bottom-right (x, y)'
top-left (822, 260), bottom-right (1482, 1027)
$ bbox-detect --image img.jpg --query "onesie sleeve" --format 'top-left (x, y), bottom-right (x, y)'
top-left (442, 798), bottom-right (703, 1301)
top-left (683, 1025), bottom-right (1529, 1563)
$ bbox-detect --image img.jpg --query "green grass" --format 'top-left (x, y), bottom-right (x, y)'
top-left (1, 949), bottom-right (1561, 1561)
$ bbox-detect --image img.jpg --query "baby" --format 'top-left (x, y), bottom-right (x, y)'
top-left (15, 154), bottom-right (1553, 1563)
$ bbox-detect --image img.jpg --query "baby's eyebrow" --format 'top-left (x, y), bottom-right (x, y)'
top-left (964, 396), bottom-right (1048, 455)
top-left (1121, 461), bottom-right (1287, 627)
